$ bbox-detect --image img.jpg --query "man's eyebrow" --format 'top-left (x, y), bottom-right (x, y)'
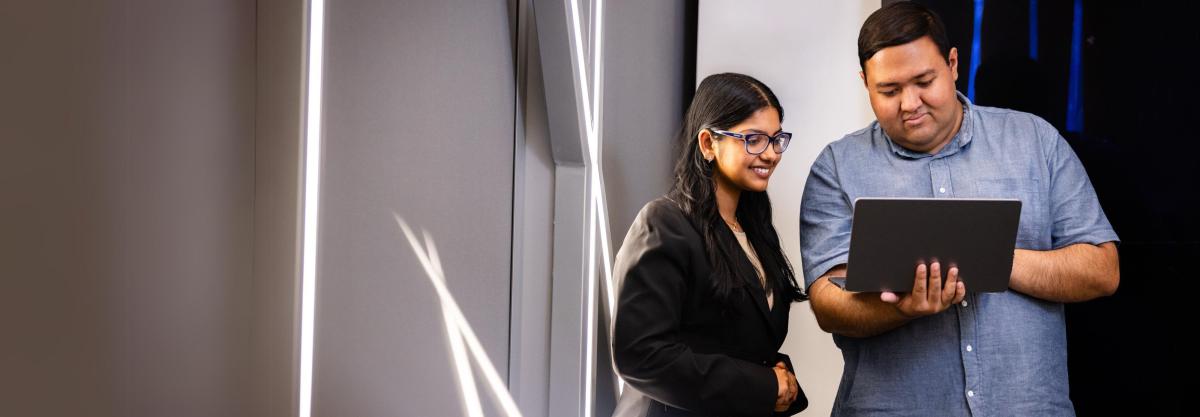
top-left (875, 69), bottom-right (937, 88)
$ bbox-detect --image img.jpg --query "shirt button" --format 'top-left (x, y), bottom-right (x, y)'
top-left (939, 187), bottom-right (946, 193)
top-left (967, 390), bottom-right (975, 398)
top-left (962, 300), bottom-right (968, 307)
top-left (966, 345), bottom-right (973, 352)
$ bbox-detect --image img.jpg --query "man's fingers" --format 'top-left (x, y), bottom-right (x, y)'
top-left (912, 263), bottom-right (928, 297)
top-left (941, 267), bottom-right (959, 304)
top-left (927, 262), bottom-right (942, 303)
top-left (880, 291), bottom-right (900, 303)
top-left (953, 281), bottom-right (966, 304)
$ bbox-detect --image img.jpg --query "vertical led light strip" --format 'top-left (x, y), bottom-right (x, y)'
top-left (567, 0), bottom-right (596, 414)
top-left (564, 2), bottom-right (590, 415)
top-left (566, 0), bottom-right (614, 416)
top-left (589, 0), bottom-right (615, 331)
top-left (299, 0), bottom-right (326, 416)
top-left (588, 0), bottom-right (618, 399)
top-left (1029, 0), bottom-right (1038, 60)
top-left (967, 0), bottom-right (985, 101)
top-left (1065, 0), bottom-right (1084, 132)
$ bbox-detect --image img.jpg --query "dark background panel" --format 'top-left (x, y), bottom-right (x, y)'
top-left (915, 1), bottom-right (1196, 415)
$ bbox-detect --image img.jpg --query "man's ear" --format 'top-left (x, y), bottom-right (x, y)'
top-left (948, 47), bottom-right (959, 81)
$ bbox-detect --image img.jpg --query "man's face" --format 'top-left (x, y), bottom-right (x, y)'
top-left (862, 36), bottom-right (962, 153)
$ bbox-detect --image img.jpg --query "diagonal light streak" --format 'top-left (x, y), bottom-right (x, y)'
top-left (395, 214), bottom-right (524, 417)
top-left (427, 233), bottom-right (484, 417)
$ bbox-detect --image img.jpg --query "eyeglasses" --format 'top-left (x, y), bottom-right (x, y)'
top-left (708, 128), bottom-right (792, 155)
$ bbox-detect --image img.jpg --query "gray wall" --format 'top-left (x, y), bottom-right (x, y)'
top-left (597, 2), bottom-right (691, 415)
top-left (312, 1), bottom-right (515, 416)
top-left (0, 0), bottom-right (257, 416)
top-left (601, 0), bottom-right (689, 244)
top-left (509, 1), bottom-right (556, 416)
top-left (697, 1), bottom-right (880, 414)
top-left (0, 1), bottom-right (692, 416)
top-left (253, 0), bottom-right (306, 416)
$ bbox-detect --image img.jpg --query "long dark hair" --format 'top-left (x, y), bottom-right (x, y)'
top-left (669, 73), bottom-right (806, 304)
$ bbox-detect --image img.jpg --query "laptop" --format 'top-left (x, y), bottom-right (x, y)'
top-left (843, 198), bottom-right (1022, 293)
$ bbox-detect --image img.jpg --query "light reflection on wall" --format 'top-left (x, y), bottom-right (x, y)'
top-left (299, 0), bottom-right (619, 415)
top-left (395, 215), bottom-right (524, 417)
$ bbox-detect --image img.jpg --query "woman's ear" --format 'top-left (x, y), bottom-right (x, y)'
top-left (698, 129), bottom-right (716, 162)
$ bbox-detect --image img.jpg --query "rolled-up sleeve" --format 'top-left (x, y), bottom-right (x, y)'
top-left (1040, 121), bottom-right (1120, 248)
top-left (799, 146), bottom-right (853, 288)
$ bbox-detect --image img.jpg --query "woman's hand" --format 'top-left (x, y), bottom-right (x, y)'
top-left (773, 362), bottom-right (798, 411)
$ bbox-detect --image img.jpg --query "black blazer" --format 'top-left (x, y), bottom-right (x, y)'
top-left (612, 197), bottom-right (807, 417)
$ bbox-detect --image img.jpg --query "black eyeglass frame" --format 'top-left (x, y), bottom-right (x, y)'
top-left (708, 128), bottom-right (792, 155)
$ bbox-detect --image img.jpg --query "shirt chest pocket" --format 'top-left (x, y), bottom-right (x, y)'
top-left (975, 178), bottom-right (1046, 247)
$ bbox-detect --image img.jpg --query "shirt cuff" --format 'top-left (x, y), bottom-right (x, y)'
top-left (804, 254), bottom-right (848, 291)
top-left (1052, 229), bottom-right (1121, 250)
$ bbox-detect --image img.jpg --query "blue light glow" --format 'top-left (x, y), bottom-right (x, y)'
top-left (968, 0), bottom-right (985, 101)
top-left (1029, 0), bottom-right (1038, 60)
top-left (1066, 0), bottom-right (1084, 132)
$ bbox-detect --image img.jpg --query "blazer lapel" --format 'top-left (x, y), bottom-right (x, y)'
top-left (722, 226), bottom-right (783, 342)
top-left (737, 260), bottom-right (779, 341)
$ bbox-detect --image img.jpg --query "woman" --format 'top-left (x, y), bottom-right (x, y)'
top-left (612, 73), bottom-right (808, 417)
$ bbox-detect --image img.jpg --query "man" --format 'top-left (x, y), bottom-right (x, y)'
top-left (799, 2), bottom-right (1120, 416)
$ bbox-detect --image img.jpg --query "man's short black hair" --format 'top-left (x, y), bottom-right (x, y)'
top-left (858, 1), bottom-right (952, 71)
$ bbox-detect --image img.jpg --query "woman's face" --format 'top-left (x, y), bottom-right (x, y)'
top-left (701, 106), bottom-right (783, 193)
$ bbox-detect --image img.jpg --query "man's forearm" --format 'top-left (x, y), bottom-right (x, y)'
top-left (809, 267), bottom-right (911, 338)
top-left (1010, 242), bottom-right (1119, 303)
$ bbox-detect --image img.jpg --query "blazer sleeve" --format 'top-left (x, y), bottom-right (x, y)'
top-left (773, 353), bottom-right (808, 415)
top-left (612, 201), bottom-right (779, 416)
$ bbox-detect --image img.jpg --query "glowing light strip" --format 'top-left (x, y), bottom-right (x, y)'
top-left (595, 184), bottom-right (615, 322)
top-left (584, 191), bottom-right (598, 417)
top-left (588, 0), bottom-right (614, 324)
top-left (298, 0), bottom-right (326, 416)
top-left (1029, 0), bottom-right (1038, 60)
top-left (567, 1), bottom-right (618, 414)
top-left (568, 0), bottom-right (595, 138)
top-left (967, 0), bottom-right (984, 101)
top-left (564, 2), bottom-right (593, 416)
top-left (1065, 0), bottom-right (1083, 132)
top-left (590, 0), bottom-right (603, 145)
top-left (396, 215), bottom-right (524, 417)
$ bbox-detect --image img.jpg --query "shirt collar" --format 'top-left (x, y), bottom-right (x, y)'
top-left (881, 91), bottom-right (974, 160)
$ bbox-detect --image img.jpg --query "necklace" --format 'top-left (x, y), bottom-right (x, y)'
top-left (723, 217), bottom-right (743, 233)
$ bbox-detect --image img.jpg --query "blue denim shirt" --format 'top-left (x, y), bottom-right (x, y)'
top-left (800, 93), bottom-right (1119, 416)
